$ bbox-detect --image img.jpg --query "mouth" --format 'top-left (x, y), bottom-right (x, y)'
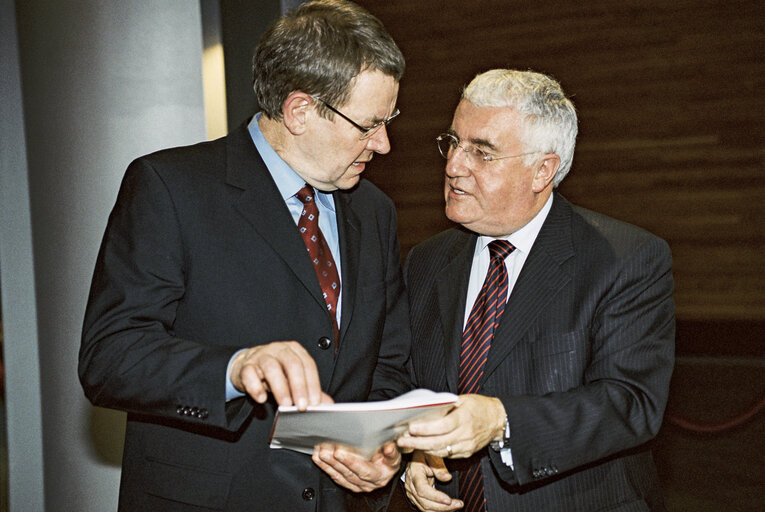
top-left (351, 157), bottom-right (372, 172)
top-left (448, 182), bottom-right (468, 196)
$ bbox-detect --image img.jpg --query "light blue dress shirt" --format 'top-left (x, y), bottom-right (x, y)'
top-left (225, 114), bottom-right (344, 400)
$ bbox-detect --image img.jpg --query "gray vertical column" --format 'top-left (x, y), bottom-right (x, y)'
top-left (11, 2), bottom-right (206, 510)
top-left (0, 0), bottom-right (45, 509)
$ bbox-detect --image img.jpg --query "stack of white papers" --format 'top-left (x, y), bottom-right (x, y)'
top-left (269, 389), bottom-right (458, 459)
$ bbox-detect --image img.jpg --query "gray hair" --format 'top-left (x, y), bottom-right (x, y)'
top-left (463, 69), bottom-right (578, 187)
top-left (253, 0), bottom-right (404, 120)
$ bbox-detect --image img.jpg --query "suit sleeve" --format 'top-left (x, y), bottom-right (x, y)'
top-left (489, 235), bottom-right (675, 485)
top-left (367, 201), bottom-right (414, 401)
top-left (79, 159), bottom-right (252, 432)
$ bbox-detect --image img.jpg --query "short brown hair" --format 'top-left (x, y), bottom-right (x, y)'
top-left (252, 0), bottom-right (405, 120)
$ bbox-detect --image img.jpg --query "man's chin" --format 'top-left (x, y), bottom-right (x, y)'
top-left (334, 174), bottom-right (362, 191)
top-left (444, 201), bottom-right (465, 221)
top-left (445, 202), bottom-right (481, 229)
top-left (444, 210), bottom-right (465, 226)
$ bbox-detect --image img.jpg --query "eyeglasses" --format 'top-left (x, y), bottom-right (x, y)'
top-left (436, 133), bottom-right (539, 167)
top-left (313, 96), bottom-right (400, 140)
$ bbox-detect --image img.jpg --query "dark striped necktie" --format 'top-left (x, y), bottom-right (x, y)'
top-left (458, 239), bottom-right (515, 512)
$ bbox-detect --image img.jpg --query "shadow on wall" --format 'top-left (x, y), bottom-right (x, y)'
top-left (87, 407), bottom-right (125, 466)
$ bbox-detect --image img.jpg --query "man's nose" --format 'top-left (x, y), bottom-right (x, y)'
top-left (445, 146), bottom-right (471, 176)
top-left (366, 125), bottom-right (391, 154)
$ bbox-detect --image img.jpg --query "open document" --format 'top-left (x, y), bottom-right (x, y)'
top-left (269, 389), bottom-right (458, 459)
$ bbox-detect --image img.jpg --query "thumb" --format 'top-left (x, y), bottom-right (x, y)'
top-left (380, 442), bottom-right (402, 464)
top-left (425, 454), bottom-right (453, 482)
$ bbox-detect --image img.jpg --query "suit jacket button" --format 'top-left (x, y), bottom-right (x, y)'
top-left (191, 407), bottom-right (200, 417)
top-left (301, 487), bottom-right (315, 501)
top-left (317, 337), bottom-right (332, 350)
top-left (199, 409), bottom-right (209, 419)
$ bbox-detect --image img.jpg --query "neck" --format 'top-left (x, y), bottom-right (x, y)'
top-left (258, 115), bottom-right (288, 153)
top-left (258, 114), bottom-right (307, 179)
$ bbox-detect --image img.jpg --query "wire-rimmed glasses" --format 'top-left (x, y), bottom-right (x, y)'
top-left (436, 132), bottom-right (539, 167)
top-left (313, 96), bottom-right (400, 140)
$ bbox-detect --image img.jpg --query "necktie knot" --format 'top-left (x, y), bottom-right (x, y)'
top-left (489, 239), bottom-right (515, 261)
top-left (297, 184), bottom-right (314, 204)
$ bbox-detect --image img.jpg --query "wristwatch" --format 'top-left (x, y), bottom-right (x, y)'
top-left (489, 415), bottom-right (510, 452)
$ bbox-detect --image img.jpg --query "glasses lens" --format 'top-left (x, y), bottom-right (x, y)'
top-left (437, 134), bottom-right (456, 159)
top-left (360, 109), bottom-right (401, 140)
top-left (385, 109), bottom-right (400, 125)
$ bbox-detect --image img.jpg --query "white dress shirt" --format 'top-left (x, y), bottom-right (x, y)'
top-left (462, 193), bottom-right (554, 467)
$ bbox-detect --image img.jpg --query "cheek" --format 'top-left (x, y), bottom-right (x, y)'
top-left (475, 174), bottom-right (501, 200)
top-left (338, 142), bottom-right (367, 165)
top-left (478, 175), bottom-right (519, 210)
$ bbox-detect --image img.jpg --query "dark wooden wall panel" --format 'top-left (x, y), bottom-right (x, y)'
top-left (355, 0), bottom-right (764, 323)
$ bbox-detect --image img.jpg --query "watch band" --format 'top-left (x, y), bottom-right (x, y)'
top-left (489, 415), bottom-right (510, 452)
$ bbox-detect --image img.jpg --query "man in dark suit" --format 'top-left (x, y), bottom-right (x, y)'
top-left (79, 1), bottom-right (411, 510)
top-left (396, 69), bottom-right (675, 511)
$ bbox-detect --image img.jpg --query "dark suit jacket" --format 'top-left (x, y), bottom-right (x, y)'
top-left (79, 124), bottom-right (412, 511)
top-left (404, 193), bottom-right (674, 511)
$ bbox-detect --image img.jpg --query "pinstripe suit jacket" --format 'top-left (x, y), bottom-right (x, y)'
top-left (404, 193), bottom-right (674, 511)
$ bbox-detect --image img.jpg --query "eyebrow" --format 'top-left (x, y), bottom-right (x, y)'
top-left (448, 129), bottom-right (499, 151)
top-left (368, 108), bottom-right (397, 125)
top-left (470, 137), bottom-right (498, 151)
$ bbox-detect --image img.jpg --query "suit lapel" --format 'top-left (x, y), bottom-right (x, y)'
top-left (225, 124), bottom-right (327, 312)
top-left (481, 194), bottom-right (575, 381)
top-left (333, 190), bottom-right (361, 345)
top-left (435, 230), bottom-right (476, 393)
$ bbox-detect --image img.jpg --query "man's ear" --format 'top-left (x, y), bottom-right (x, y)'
top-left (532, 153), bottom-right (561, 193)
top-left (282, 91), bottom-right (314, 135)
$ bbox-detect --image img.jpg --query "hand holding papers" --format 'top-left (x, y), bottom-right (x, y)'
top-left (269, 389), bottom-right (458, 459)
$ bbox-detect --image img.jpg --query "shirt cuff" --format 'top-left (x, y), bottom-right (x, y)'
top-left (500, 446), bottom-right (514, 468)
top-left (225, 349), bottom-right (247, 401)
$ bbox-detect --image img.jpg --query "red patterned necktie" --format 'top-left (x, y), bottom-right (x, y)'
top-left (296, 184), bottom-right (341, 343)
top-left (458, 239), bottom-right (515, 512)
